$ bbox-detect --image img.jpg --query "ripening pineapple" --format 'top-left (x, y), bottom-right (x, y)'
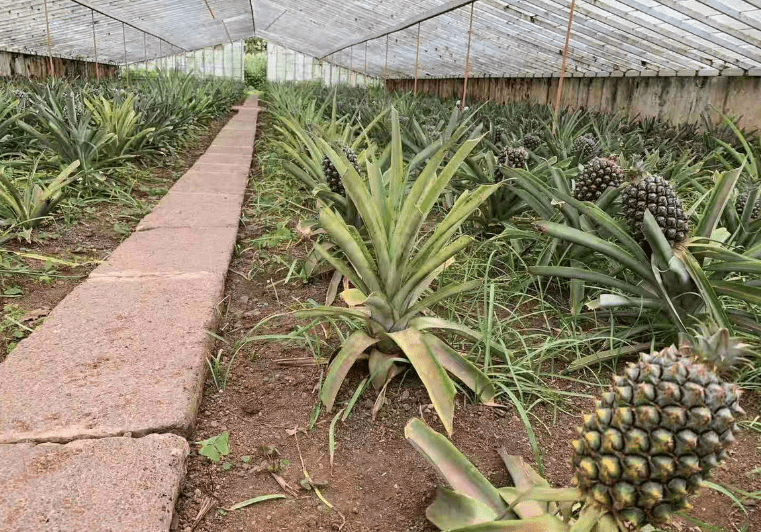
top-left (573, 133), bottom-right (600, 160)
top-left (494, 146), bottom-right (527, 181)
top-left (572, 327), bottom-right (746, 527)
top-left (620, 174), bottom-right (689, 248)
top-left (322, 147), bottom-right (360, 197)
top-left (736, 191), bottom-right (760, 220)
top-left (574, 157), bottom-right (624, 202)
top-left (523, 133), bottom-right (541, 152)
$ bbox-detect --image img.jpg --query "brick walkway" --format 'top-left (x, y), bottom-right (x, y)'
top-left (0, 96), bottom-right (259, 531)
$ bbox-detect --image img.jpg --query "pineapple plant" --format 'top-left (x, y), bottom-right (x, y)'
top-left (322, 146), bottom-right (359, 197)
top-left (296, 109), bottom-right (501, 435)
top-left (406, 326), bottom-right (745, 531)
top-left (736, 190), bottom-right (760, 220)
top-left (574, 157), bottom-right (624, 202)
top-left (573, 133), bottom-right (600, 160)
top-left (620, 173), bottom-right (689, 248)
top-left (523, 133), bottom-right (541, 152)
top-left (494, 146), bottom-right (527, 181)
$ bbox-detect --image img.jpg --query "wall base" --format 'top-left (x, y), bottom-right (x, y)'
top-left (386, 76), bottom-right (761, 130)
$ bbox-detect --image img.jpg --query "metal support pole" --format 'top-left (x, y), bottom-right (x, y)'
top-left (91, 10), bottom-right (100, 81)
top-left (461, 3), bottom-right (475, 111)
top-left (144, 32), bottom-right (147, 68)
top-left (213, 46), bottom-right (217, 77)
top-left (384, 35), bottom-right (389, 87)
top-left (414, 23), bottom-right (421, 96)
top-left (553, 0), bottom-right (577, 135)
top-left (122, 22), bottom-right (129, 82)
top-left (43, 0), bottom-right (54, 77)
top-left (222, 45), bottom-right (226, 78)
top-left (364, 41), bottom-right (368, 85)
top-left (349, 47), bottom-right (353, 86)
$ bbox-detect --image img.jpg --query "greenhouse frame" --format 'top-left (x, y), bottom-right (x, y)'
top-left (3, 2), bottom-right (761, 532)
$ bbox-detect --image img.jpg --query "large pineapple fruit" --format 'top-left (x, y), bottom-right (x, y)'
top-left (573, 133), bottom-right (600, 160)
top-left (574, 157), bottom-right (624, 202)
top-left (736, 191), bottom-right (760, 220)
top-left (523, 133), bottom-right (541, 152)
top-left (322, 147), bottom-right (360, 197)
top-left (494, 146), bottom-right (527, 181)
top-left (572, 328), bottom-right (745, 527)
top-left (620, 174), bottom-right (689, 248)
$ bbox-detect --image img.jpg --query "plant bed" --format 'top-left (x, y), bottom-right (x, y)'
top-left (174, 115), bottom-right (761, 532)
top-left (0, 112), bottom-right (234, 360)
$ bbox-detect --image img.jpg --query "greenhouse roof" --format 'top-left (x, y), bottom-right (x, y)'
top-left (2, 0), bottom-right (761, 77)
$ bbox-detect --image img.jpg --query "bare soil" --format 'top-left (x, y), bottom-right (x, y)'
top-left (174, 140), bottom-right (761, 532)
top-left (0, 114), bottom-right (234, 360)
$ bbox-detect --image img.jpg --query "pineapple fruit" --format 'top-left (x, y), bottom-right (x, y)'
top-left (572, 327), bottom-right (745, 527)
top-left (736, 191), bottom-right (760, 220)
top-left (523, 133), bottom-right (541, 152)
top-left (573, 133), bottom-right (600, 160)
top-left (574, 157), bottom-right (624, 202)
top-left (494, 146), bottom-right (527, 181)
top-left (620, 174), bottom-right (689, 248)
top-left (322, 147), bottom-right (360, 197)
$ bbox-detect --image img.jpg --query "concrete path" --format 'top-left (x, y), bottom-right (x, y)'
top-left (0, 96), bottom-right (258, 530)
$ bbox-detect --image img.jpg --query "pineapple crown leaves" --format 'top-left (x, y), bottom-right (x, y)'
top-left (680, 321), bottom-right (752, 374)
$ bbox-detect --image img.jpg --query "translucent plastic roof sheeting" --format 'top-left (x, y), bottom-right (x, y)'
top-left (1, 0), bottom-right (761, 77)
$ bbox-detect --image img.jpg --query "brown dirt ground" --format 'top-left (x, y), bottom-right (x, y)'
top-left (0, 113), bottom-right (235, 360)
top-left (174, 138), bottom-right (761, 532)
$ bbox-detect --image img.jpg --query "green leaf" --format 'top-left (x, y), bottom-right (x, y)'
top-left (226, 494), bottom-right (286, 511)
top-left (534, 222), bottom-right (656, 286)
top-left (196, 431), bottom-right (230, 463)
top-left (405, 418), bottom-right (509, 515)
top-left (681, 251), bottom-right (732, 331)
top-left (320, 330), bottom-right (378, 411)
top-left (426, 488), bottom-right (499, 530)
top-left (423, 333), bottom-right (495, 404)
top-left (695, 168), bottom-right (742, 238)
top-left (388, 328), bottom-right (456, 434)
top-left (445, 515), bottom-right (569, 531)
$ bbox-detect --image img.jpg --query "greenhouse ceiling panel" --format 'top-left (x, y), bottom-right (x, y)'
top-left (1, 0), bottom-right (760, 77)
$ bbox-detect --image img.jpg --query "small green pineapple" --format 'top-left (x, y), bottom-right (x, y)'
top-left (572, 326), bottom-right (746, 527)
top-left (573, 133), bottom-right (600, 160)
top-left (736, 191), bottom-right (760, 220)
top-left (574, 157), bottom-right (624, 202)
top-left (620, 174), bottom-right (689, 248)
top-left (494, 146), bottom-right (527, 181)
top-left (322, 147), bottom-right (360, 197)
top-left (523, 133), bottom-right (541, 151)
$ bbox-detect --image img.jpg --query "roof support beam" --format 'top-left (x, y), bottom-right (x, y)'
top-left (319, 0), bottom-right (477, 58)
top-left (67, 0), bottom-right (187, 52)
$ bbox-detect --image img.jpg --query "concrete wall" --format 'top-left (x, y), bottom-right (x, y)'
top-left (0, 51), bottom-right (118, 79)
top-left (386, 76), bottom-right (761, 130)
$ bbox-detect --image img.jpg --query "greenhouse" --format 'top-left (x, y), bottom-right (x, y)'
top-left (1, 1), bottom-right (761, 531)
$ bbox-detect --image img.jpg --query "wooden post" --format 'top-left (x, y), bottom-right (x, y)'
top-left (552, 0), bottom-right (576, 135)
top-left (460, 2), bottom-right (475, 110)
top-left (414, 23), bottom-right (421, 96)
top-left (43, 0), bottom-right (54, 77)
top-left (91, 10), bottom-right (100, 80)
